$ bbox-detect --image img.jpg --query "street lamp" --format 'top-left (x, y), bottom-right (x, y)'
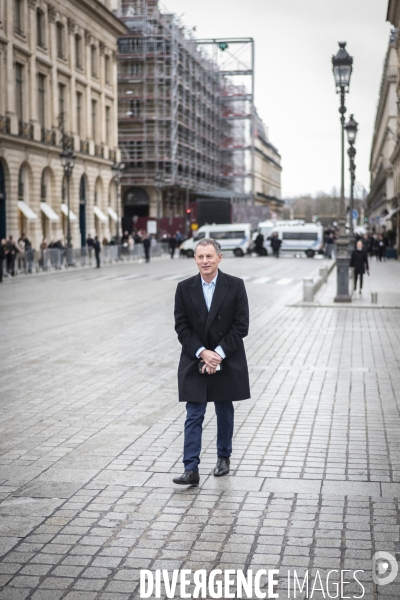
top-left (345, 114), bottom-right (358, 245)
top-left (60, 148), bottom-right (76, 256)
top-left (332, 41), bottom-right (353, 302)
top-left (111, 161), bottom-right (125, 243)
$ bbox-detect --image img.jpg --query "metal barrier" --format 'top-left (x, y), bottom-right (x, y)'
top-left (6, 243), bottom-right (168, 277)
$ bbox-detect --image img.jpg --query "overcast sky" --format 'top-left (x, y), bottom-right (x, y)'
top-left (163, 0), bottom-right (391, 198)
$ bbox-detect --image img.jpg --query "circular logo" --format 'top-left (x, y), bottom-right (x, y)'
top-left (372, 551), bottom-right (398, 586)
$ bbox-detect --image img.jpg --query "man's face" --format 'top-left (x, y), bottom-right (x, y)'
top-left (356, 241), bottom-right (363, 250)
top-left (194, 244), bottom-right (222, 279)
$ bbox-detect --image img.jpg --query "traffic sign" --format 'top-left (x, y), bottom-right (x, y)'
top-left (352, 209), bottom-right (358, 219)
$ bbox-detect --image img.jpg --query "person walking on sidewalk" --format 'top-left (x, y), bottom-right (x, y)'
top-left (0, 238), bottom-right (7, 282)
top-left (270, 232), bottom-right (282, 258)
top-left (93, 236), bottom-right (101, 268)
top-left (350, 240), bottom-right (369, 294)
top-left (142, 234), bottom-right (151, 263)
top-left (173, 238), bottom-right (250, 486)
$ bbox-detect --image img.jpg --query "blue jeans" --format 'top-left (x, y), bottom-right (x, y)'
top-left (183, 401), bottom-right (234, 471)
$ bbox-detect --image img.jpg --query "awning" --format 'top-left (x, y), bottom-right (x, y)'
top-left (108, 207), bottom-right (119, 222)
top-left (61, 203), bottom-right (78, 222)
top-left (17, 201), bottom-right (38, 221)
top-left (40, 202), bottom-right (60, 222)
top-left (381, 206), bottom-right (400, 222)
top-left (93, 205), bottom-right (108, 223)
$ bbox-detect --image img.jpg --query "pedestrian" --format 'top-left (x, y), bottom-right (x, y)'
top-left (270, 232), bottom-right (282, 258)
top-left (19, 233), bottom-right (33, 273)
top-left (6, 235), bottom-right (18, 276)
top-left (16, 236), bottom-right (26, 272)
top-left (142, 234), bottom-right (151, 263)
top-left (40, 237), bottom-right (48, 270)
top-left (86, 234), bottom-right (94, 260)
top-left (254, 232), bottom-right (264, 256)
top-left (93, 236), bottom-right (101, 268)
top-left (173, 237), bottom-right (250, 486)
top-left (325, 232), bottom-right (335, 259)
top-left (169, 234), bottom-right (177, 259)
top-left (350, 239), bottom-right (369, 294)
top-left (0, 238), bottom-right (7, 282)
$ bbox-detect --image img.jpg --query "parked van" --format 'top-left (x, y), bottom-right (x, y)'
top-left (270, 223), bottom-right (323, 258)
top-left (180, 223), bottom-right (252, 258)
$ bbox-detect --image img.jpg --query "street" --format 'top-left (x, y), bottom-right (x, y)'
top-left (1, 256), bottom-right (400, 599)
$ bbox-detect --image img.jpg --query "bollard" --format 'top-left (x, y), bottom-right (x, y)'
top-left (303, 277), bottom-right (315, 302)
top-left (371, 292), bottom-right (378, 304)
top-left (319, 266), bottom-right (328, 283)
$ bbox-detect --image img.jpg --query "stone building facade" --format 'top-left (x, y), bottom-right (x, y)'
top-left (254, 112), bottom-right (283, 216)
top-left (367, 27), bottom-right (398, 235)
top-left (0, 0), bottom-right (126, 249)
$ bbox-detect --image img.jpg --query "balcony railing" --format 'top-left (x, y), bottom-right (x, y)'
top-left (80, 139), bottom-right (89, 154)
top-left (41, 128), bottom-right (56, 145)
top-left (18, 121), bottom-right (34, 140)
top-left (94, 144), bottom-right (104, 158)
top-left (0, 115), bottom-right (11, 134)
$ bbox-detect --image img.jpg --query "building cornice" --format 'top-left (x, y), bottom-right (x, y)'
top-left (71, 0), bottom-right (127, 37)
top-left (387, 0), bottom-right (400, 25)
top-left (255, 146), bottom-right (282, 170)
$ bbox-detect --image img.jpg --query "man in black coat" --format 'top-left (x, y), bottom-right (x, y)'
top-left (350, 239), bottom-right (369, 294)
top-left (93, 236), bottom-right (101, 268)
top-left (173, 238), bottom-right (250, 486)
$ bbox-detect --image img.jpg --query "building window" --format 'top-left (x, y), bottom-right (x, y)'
top-left (105, 106), bottom-right (110, 145)
top-left (38, 73), bottom-right (46, 128)
top-left (91, 45), bottom-right (97, 77)
top-left (15, 63), bottom-right (24, 120)
top-left (75, 34), bottom-right (82, 69)
top-left (76, 92), bottom-right (82, 136)
top-left (91, 99), bottom-right (97, 142)
top-left (129, 99), bottom-right (140, 117)
top-left (37, 9), bottom-right (45, 48)
top-left (58, 83), bottom-right (66, 125)
top-left (105, 55), bottom-right (110, 84)
top-left (56, 22), bottom-right (65, 59)
top-left (14, 0), bottom-right (24, 34)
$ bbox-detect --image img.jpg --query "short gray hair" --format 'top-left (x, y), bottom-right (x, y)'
top-left (195, 237), bottom-right (222, 256)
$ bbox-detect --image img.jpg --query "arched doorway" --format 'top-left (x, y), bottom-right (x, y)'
top-left (123, 186), bottom-right (149, 218)
top-left (0, 162), bottom-right (6, 239)
top-left (79, 175), bottom-right (86, 247)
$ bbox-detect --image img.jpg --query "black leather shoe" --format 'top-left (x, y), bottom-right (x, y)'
top-left (173, 470), bottom-right (199, 485)
top-left (214, 457), bottom-right (230, 477)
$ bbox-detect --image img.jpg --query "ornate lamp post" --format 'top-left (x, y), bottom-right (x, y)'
top-left (60, 148), bottom-right (75, 258)
top-left (111, 162), bottom-right (125, 243)
top-left (345, 114), bottom-right (358, 246)
top-left (332, 41), bottom-right (353, 302)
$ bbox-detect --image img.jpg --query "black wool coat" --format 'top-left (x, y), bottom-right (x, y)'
top-left (350, 249), bottom-right (369, 274)
top-left (174, 269), bottom-right (250, 403)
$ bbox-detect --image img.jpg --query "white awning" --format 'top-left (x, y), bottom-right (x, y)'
top-left (381, 206), bottom-right (400, 222)
top-left (94, 205), bottom-right (108, 223)
top-left (40, 202), bottom-right (60, 223)
top-left (17, 201), bottom-right (38, 221)
top-left (108, 207), bottom-right (118, 222)
top-left (61, 203), bottom-right (78, 222)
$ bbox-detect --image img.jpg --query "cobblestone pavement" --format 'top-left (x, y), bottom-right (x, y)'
top-left (0, 256), bottom-right (400, 599)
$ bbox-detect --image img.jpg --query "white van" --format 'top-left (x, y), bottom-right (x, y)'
top-left (270, 223), bottom-right (323, 258)
top-left (180, 223), bottom-right (252, 258)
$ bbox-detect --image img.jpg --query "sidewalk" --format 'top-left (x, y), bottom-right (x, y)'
top-left (0, 259), bottom-right (400, 599)
top-left (313, 258), bottom-right (400, 307)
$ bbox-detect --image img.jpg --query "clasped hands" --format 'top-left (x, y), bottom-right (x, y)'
top-left (200, 349), bottom-right (222, 375)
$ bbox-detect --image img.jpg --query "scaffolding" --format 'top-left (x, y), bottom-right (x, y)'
top-left (115, 0), bottom-right (255, 218)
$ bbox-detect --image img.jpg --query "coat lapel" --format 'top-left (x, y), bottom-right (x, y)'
top-left (189, 274), bottom-right (208, 324)
top-left (206, 270), bottom-right (230, 334)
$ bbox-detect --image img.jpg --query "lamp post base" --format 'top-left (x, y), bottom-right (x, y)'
top-left (334, 256), bottom-right (352, 303)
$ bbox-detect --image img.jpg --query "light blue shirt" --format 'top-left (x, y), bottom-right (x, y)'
top-left (195, 272), bottom-right (226, 360)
